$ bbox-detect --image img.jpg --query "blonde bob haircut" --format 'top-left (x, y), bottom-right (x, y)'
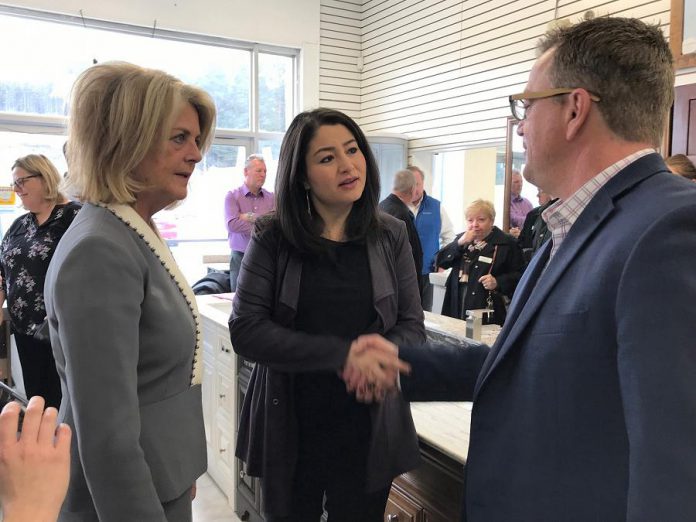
top-left (465, 199), bottom-right (496, 221)
top-left (12, 154), bottom-right (65, 204)
top-left (65, 61), bottom-right (216, 204)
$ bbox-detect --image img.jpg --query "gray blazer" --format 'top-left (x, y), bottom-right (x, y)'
top-left (45, 203), bottom-right (206, 522)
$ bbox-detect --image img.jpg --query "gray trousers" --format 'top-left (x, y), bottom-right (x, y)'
top-left (229, 250), bottom-right (245, 292)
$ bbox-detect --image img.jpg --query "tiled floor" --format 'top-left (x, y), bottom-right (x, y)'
top-left (193, 473), bottom-right (242, 522)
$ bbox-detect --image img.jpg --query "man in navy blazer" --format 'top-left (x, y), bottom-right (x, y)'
top-left (394, 17), bottom-right (696, 522)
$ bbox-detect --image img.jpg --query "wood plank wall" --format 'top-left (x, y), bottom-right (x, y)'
top-left (319, 0), bottom-right (670, 152)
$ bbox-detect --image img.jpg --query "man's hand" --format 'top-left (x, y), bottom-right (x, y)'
top-left (0, 396), bottom-right (72, 522)
top-left (341, 334), bottom-right (411, 403)
top-left (509, 227), bottom-right (521, 238)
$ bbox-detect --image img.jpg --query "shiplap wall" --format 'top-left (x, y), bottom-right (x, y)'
top-left (319, 0), bottom-right (363, 118)
top-left (320, 0), bottom-right (671, 151)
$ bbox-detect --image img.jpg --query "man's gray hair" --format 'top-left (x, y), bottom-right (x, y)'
top-left (393, 169), bottom-right (416, 194)
top-left (539, 17), bottom-right (673, 147)
top-left (245, 153), bottom-right (265, 169)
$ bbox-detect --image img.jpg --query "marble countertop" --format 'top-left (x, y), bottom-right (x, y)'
top-left (196, 295), bottom-right (472, 464)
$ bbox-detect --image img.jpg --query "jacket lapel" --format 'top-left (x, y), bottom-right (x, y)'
top-left (475, 153), bottom-right (666, 395)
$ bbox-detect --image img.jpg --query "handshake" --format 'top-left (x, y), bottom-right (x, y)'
top-left (341, 334), bottom-right (411, 403)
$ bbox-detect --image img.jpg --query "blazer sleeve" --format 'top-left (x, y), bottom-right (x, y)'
top-left (50, 234), bottom-right (166, 521)
top-left (435, 233), bottom-right (465, 270)
top-left (615, 204), bottom-right (696, 520)
top-left (399, 342), bottom-right (490, 402)
top-left (383, 219), bottom-right (426, 346)
top-left (494, 242), bottom-right (525, 298)
top-left (229, 228), bottom-right (351, 372)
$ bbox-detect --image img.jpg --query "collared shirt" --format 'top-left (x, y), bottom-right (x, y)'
top-left (224, 183), bottom-right (274, 252)
top-left (509, 195), bottom-right (534, 229)
top-left (542, 148), bottom-right (654, 258)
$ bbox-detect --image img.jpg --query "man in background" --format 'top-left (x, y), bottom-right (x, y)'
top-left (224, 154), bottom-right (274, 291)
top-left (508, 169), bottom-right (533, 238)
top-left (379, 169), bottom-right (423, 296)
top-left (516, 188), bottom-right (555, 264)
top-left (407, 165), bottom-right (454, 310)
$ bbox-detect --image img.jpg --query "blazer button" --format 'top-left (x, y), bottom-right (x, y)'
top-left (471, 291), bottom-right (476, 295)
top-left (272, 398), bottom-right (279, 406)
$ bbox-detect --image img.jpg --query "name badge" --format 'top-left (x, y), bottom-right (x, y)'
top-left (478, 255), bottom-right (493, 264)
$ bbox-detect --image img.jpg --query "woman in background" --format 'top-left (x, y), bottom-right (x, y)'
top-left (437, 199), bottom-right (524, 325)
top-left (44, 61), bottom-right (216, 522)
top-left (665, 154), bottom-right (696, 181)
top-left (0, 154), bottom-right (80, 408)
top-left (230, 108), bottom-right (424, 521)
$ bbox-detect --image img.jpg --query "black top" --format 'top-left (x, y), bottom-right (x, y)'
top-left (378, 193), bottom-right (423, 289)
top-left (294, 239), bottom-right (377, 461)
top-left (0, 202), bottom-right (81, 334)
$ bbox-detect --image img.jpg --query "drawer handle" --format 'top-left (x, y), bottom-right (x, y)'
top-left (219, 448), bottom-right (226, 453)
top-left (387, 515), bottom-right (399, 522)
top-left (219, 394), bottom-right (226, 399)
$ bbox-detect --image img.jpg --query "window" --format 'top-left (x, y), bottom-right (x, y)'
top-left (0, 6), bottom-right (298, 281)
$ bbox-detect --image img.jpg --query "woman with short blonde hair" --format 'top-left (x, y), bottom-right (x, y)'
top-left (436, 198), bottom-right (524, 324)
top-left (12, 154), bottom-right (65, 204)
top-left (65, 61), bottom-right (216, 205)
top-left (45, 61), bottom-right (216, 521)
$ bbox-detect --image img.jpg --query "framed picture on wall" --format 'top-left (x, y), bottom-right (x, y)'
top-left (671, 0), bottom-right (696, 69)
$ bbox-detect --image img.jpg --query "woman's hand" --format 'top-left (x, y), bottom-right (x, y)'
top-left (342, 334), bottom-right (410, 400)
top-left (478, 274), bottom-right (498, 291)
top-left (0, 396), bottom-right (71, 522)
top-left (458, 229), bottom-right (477, 246)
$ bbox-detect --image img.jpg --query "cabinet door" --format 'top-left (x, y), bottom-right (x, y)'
top-left (384, 485), bottom-right (423, 522)
top-left (201, 359), bottom-right (215, 446)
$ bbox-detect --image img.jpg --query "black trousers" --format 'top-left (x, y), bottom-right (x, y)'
top-left (13, 332), bottom-right (61, 408)
top-left (263, 461), bottom-right (391, 522)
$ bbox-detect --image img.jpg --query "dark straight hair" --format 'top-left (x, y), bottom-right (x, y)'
top-left (265, 108), bottom-right (382, 255)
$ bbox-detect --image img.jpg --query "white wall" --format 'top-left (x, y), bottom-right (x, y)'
top-left (3, 0), bottom-right (322, 109)
top-left (319, 0), bottom-right (673, 153)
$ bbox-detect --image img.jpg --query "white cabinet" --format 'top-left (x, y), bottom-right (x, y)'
top-left (200, 312), bottom-right (237, 508)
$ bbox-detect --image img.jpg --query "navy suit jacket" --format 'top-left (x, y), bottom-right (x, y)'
top-left (401, 153), bottom-right (696, 521)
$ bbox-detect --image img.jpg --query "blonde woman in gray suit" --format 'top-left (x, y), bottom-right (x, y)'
top-left (44, 62), bottom-right (216, 522)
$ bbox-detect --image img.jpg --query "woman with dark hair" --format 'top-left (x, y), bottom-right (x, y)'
top-left (230, 108), bottom-right (424, 521)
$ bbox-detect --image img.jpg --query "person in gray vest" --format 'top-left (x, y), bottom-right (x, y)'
top-left (407, 165), bottom-right (454, 310)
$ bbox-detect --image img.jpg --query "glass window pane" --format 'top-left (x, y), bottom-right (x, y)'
top-left (0, 13), bottom-right (252, 129)
top-left (258, 53), bottom-right (294, 132)
top-left (257, 139), bottom-right (282, 193)
top-left (154, 143), bottom-right (248, 242)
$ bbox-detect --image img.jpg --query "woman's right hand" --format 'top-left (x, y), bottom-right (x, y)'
top-left (458, 229), bottom-right (476, 246)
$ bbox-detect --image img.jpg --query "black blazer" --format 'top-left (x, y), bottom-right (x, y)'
top-left (379, 193), bottom-right (424, 283)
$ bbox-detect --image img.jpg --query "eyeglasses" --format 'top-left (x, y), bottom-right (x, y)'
top-left (11, 174), bottom-right (41, 190)
top-left (508, 88), bottom-right (601, 121)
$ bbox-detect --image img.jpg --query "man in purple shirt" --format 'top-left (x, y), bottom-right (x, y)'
top-left (508, 170), bottom-right (533, 237)
top-left (224, 154), bottom-right (274, 291)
